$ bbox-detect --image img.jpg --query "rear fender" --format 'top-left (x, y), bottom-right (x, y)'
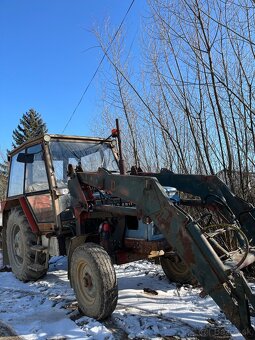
top-left (18, 197), bottom-right (39, 234)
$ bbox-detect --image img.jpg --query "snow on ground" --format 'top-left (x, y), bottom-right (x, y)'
top-left (0, 253), bottom-right (252, 339)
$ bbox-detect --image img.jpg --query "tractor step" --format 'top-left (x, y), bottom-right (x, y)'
top-left (30, 245), bottom-right (47, 252)
top-left (27, 264), bottom-right (46, 272)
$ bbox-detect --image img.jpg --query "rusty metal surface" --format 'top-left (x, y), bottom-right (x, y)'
top-left (124, 238), bottom-right (166, 254)
top-left (115, 250), bottom-right (150, 264)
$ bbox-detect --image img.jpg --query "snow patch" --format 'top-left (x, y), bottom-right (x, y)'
top-left (0, 257), bottom-right (250, 339)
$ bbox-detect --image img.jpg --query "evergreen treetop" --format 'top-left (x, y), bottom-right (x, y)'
top-left (12, 108), bottom-right (48, 149)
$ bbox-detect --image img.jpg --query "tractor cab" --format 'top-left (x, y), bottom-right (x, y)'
top-left (5, 134), bottom-right (119, 232)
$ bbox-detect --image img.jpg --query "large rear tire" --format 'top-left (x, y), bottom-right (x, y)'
top-left (6, 208), bottom-right (47, 281)
top-left (160, 255), bottom-right (193, 284)
top-left (70, 242), bottom-right (118, 320)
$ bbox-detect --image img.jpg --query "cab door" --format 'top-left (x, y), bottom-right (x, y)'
top-left (24, 144), bottom-right (54, 229)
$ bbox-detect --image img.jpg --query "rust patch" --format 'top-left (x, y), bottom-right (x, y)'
top-left (124, 238), bottom-right (167, 254)
top-left (178, 227), bottom-right (196, 265)
top-left (154, 205), bottom-right (174, 230)
top-left (152, 206), bottom-right (196, 266)
top-left (119, 186), bottom-right (131, 197)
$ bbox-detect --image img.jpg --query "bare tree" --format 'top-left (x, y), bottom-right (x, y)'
top-left (94, 0), bottom-right (255, 200)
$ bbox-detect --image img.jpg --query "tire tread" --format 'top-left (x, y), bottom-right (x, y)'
top-left (6, 208), bottom-right (47, 281)
top-left (71, 242), bottom-right (118, 320)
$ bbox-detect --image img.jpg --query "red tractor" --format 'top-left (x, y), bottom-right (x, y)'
top-left (0, 128), bottom-right (189, 320)
top-left (1, 122), bottom-right (255, 338)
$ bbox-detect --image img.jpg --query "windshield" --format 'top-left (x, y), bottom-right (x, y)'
top-left (49, 140), bottom-right (119, 188)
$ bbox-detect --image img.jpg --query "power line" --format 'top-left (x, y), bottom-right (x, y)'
top-left (62, 0), bottom-right (135, 133)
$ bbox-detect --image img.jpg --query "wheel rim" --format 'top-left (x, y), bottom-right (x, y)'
top-left (77, 260), bottom-right (97, 306)
top-left (11, 224), bottom-right (24, 265)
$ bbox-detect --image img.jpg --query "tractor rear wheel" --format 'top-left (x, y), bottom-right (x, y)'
top-left (6, 208), bottom-right (47, 281)
top-left (160, 255), bottom-right (193, 284)
top-left (70, 242), bottom-right (118, 320)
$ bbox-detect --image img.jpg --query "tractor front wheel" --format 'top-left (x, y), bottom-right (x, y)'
top-left (6, 208), bottom-right (47, 281)
top-left (70, 242), bottom-right (118, 320)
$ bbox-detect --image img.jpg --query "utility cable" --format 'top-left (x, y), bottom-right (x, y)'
top-left (62, 0), bottom-right (135, 133)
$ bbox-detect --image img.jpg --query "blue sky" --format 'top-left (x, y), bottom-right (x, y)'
top-left (0, 0), bottom-right (146, 157)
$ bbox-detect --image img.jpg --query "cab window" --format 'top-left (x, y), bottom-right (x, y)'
top-left (25, 144), bottom-right (49, 193)
top-left (7, 152), bottom-right (25, 197)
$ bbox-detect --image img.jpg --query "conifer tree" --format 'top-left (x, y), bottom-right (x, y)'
top-left (12, 108), bottom-right (47, 148)
top-left (0, 109), bottom-right (47, 200)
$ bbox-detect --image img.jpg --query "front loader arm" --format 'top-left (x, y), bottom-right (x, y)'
top-left (75, 168), bottom-right (255, 338)
top-left (147, 172), bottom-right (255, 246)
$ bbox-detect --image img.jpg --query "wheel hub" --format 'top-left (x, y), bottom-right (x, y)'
top-left (76, 262), bottom-right (97, 306)
top-left (83, 272), bottom-right (93, 289)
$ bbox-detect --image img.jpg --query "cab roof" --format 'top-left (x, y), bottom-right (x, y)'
top-left (9, 134), bottom-right (113, 157)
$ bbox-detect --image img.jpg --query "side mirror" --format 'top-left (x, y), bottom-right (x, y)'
top-left (17, 153), bottom-right (34, 163)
